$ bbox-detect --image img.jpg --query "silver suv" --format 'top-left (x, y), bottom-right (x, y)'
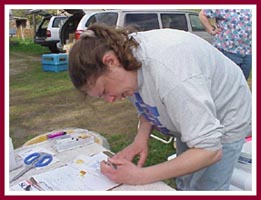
top-left (76, 9), bottom-right (213, 42)
top-left (58, 9), bottom-right (213, 52)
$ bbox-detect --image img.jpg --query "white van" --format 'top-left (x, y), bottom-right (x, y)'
top-left (74, 9), bottom-right (213, 42)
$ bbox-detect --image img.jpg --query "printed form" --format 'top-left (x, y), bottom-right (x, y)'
top-left (10, 152), bottom-right (119, 191)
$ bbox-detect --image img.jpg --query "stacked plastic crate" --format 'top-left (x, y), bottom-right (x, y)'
top-left (41, 53), bottom-right (68, 72)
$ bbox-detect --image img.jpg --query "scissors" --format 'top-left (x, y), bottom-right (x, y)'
top-left (10, 152), bottom-right (53, 183)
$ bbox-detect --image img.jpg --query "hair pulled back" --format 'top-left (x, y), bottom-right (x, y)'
top-left (69, 23), bottom-right (141, 91)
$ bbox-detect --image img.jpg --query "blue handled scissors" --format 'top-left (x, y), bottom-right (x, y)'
top-left (10, 152), bottom-right (53, 182)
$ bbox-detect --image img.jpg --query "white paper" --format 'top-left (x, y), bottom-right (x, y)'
top-left (11, 152), bottom-right (119, 191)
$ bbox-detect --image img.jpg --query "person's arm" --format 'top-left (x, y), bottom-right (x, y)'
top-left (135, 115), bottom-right (153, 146)
top-left (134, 115), bottom-right (153, 166)
top-left (139, 147), bottom-right (222, 184)
top-left (101, 146), bottom-right (222, 185)
top-left (199, 10), bottom-right (218, 35)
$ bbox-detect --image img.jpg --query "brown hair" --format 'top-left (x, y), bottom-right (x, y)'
top-left (68, 23), bottom-right (142, 91)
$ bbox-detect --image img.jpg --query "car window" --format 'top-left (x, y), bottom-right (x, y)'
top-left (40, 19), bottom-right (50, 29)
top-left (52, 17), bottom-right (67, 28)
top-left (85, 13), bottom-right (118, 27)
top-left (124, 13), bottom-right (159, 31)
top-left (189, 14), bottom-right (205, 31)
top-left (161, 14), bottom-right (188, 31)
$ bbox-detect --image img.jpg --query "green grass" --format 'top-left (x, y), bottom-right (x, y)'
top-left (10, 65), bottom-right (72, 99)
top-left (10, 37), bottom-right (49, 54)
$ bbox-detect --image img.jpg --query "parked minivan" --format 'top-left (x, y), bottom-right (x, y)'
top-left (58, 9), bottom-right (213, 52)
top-left (77, 10), bottom-right (212, 40)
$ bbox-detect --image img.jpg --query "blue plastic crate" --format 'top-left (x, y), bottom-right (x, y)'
top-left (42, 63), bottom-right (68, 72)
top-left (42, 53), bottom-right (68, 65)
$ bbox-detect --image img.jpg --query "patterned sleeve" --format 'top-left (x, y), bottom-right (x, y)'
top-left (203, 9), bottom-right (222, 18)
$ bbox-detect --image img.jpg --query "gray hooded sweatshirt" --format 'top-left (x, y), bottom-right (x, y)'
top-left (128, 29), bottom-right (252, 151)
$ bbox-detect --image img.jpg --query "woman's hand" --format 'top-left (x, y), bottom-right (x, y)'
top-left (210, 26), bottom-right (222, 36)
top-left (113, 139), bottom-right (149, 167)
top-left (101, 115), bottom-right (152, 184)
top-left (100, 157), bottom-right (145, 185)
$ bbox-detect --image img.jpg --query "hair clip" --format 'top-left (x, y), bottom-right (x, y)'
top-left (80, 30), bottom-right (96, 38)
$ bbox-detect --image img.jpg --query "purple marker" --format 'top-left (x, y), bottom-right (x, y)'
top-left (47, 131), bottom-right (66, 139)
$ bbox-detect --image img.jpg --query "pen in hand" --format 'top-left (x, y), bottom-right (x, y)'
top-left (102, 151), bottom-right (118, 169)
top-left (104, 160), bottom-right (118, 170)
